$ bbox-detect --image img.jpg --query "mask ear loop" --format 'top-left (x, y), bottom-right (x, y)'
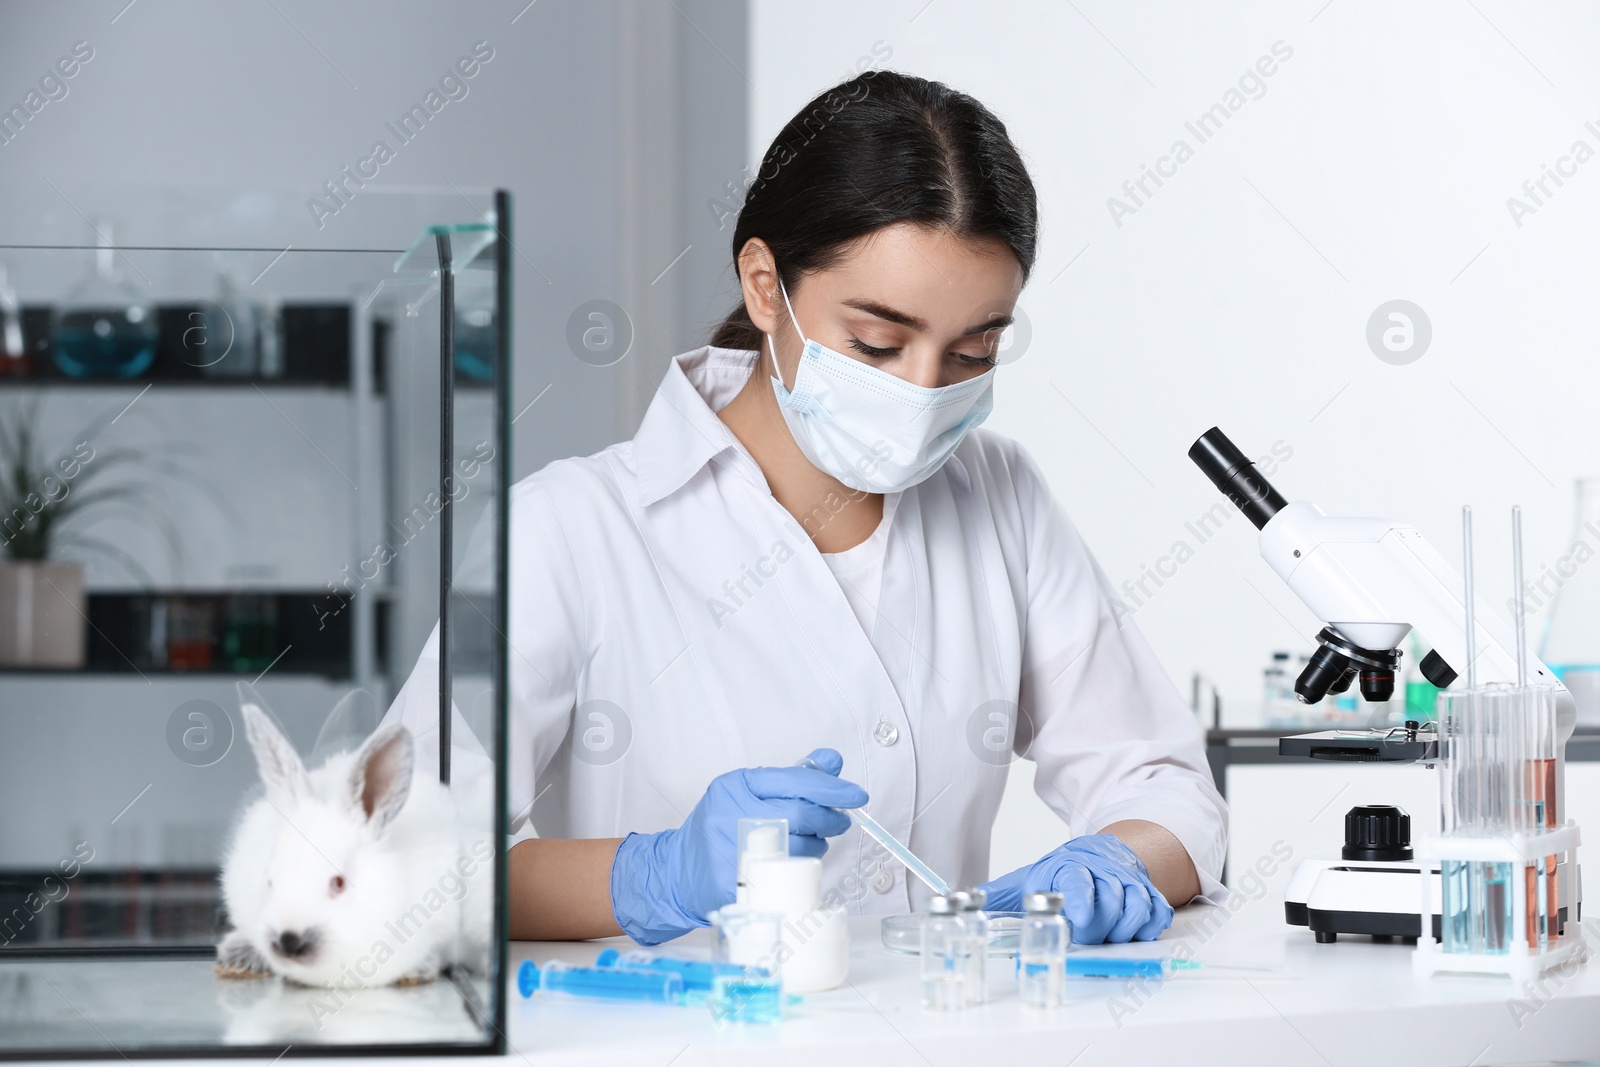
top-left (767, 272), bottom-right (807, 390)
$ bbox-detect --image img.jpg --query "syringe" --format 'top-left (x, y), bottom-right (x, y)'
top-left (797, 755), bottom-right (952, 896)
top-left (593, 948), bottom-right (763, 992)
top-left (517, 959), bottom-right (684, 1003)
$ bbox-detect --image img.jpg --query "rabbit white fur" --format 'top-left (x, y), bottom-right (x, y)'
top-left (216, 694), bottom-right (493, 988)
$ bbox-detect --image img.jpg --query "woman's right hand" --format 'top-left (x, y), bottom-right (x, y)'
top-left (608, 747), bottom-right (868, 945)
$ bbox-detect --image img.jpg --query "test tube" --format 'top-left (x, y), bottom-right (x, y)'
top-left (1018, 891), bottom-right (1069, 1008)
top-left (517, 959), bottom-right (684, 1003)
top-left (920, 893), bottom-right (965, 1010)
top-left (1439, 685), bottom-right (1514, 956)
top-left (1463, 506), bottom-right (1477, 690)
top-left (1513, 507), bottom-right (1527, 688)
top-left (1526, 683), bottom-right (1560, 945)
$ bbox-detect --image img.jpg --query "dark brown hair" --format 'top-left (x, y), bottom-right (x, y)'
top-left (710, 70), bottom-right (1039, 350)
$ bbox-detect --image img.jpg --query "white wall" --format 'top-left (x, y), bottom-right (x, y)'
top-left (1, 0), bottom-right (747, 478)
top-left (752, 0), bottom-right (1600, 878)
top-left (0, 0), bottom-right (749, 868)
top-left (751, 0), bottom-right (1600, 718)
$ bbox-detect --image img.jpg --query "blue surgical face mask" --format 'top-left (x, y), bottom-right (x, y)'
top-left (767, 277), bottom-right (995, 494)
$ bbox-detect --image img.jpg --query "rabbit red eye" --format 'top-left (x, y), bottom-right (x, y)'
top-left (329, 875), bottom-right (346, 897)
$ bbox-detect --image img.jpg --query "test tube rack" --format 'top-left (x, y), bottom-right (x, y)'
top-left (1414, 683), bottom-right (1584, 981)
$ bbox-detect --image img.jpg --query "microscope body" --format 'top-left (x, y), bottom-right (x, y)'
top-left (1262, 500), bottom-right (1568, 709)
top-left (1190, 428), bottom-right (1582, 945)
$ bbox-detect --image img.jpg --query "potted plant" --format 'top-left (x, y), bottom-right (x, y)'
top-left (0, 400), bottom-right (184, 667)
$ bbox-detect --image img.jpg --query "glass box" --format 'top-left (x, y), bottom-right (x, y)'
top-left (0, 184), bottom-right (511, 1056)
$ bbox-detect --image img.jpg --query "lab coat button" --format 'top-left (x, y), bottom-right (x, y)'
top-left (870, 865), bottom-right (895, 893)
top-left (873, 720), bottom-right (899, 746)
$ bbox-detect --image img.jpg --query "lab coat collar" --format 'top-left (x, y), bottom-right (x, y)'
top-left (633, 345), bottom-right (762, 508)
top-left (632, 344), bottom-right (974, 505)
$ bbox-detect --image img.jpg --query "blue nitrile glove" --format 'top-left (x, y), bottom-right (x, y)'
top-left (609, 747), bottom-right (868, 945)
top-left (978, 833), bottom-right (1174, 944)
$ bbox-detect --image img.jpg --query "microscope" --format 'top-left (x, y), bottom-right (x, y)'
top-left (1189, 428), bottom-right (1580, 945)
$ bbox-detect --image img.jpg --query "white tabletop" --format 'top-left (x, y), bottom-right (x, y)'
top-left (499, 892), bottom-right (1600, 1067)
top-left (27, 891), bottom-right (1598, 1066)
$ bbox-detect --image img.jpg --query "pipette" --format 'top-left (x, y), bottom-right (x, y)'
top-left (797, 755), bottom-right (952, 896)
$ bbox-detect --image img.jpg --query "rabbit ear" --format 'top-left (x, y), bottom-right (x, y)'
top-left (237, 685), bottom-right (310, 805)
top-left (309, 688), bottom-right (379, 768)
top-left (348, 725), bottom-right (414, 833)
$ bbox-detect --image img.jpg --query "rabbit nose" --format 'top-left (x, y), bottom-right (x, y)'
top-left (273, 929), bottom-right (316, 959)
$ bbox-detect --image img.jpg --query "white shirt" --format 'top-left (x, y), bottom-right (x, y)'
top-left (820, 491), bottom-right (898, 642)
top-left (383, 345), bottom-right (1228, 915)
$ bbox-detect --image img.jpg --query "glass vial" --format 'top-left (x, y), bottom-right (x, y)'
top-left (1019, 891), bottom-right (1068, 1008)
top-left (920, 893), bottom-right (964, 1010)
top-left (954, 888), bottom-right (989, 1006)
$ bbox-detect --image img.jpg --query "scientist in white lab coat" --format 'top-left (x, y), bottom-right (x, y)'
top-left (388, 70), bottom-right (1226, 945)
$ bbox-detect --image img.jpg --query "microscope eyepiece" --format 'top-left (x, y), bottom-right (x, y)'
top-left (1188, 428), bottom-right (1288, 530)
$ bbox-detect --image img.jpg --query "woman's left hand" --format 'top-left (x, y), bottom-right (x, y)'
top-left (978, 833), bottom-right (1174, 944)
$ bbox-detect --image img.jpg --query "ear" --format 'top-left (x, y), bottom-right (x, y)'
top-left (348, 725), bottom-right (414, 833)
top-left (309, 687), bottom-right (379, 767)
top-left (736, 237), bottom-right (784, 339)
top-left (239, 697), bottom-right (310, 806)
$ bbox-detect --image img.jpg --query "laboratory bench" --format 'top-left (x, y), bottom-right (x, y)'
top-left (7, 893), bottom-right (1598, 1066)
top-left (1205, 725), bottom-right (1600, 798)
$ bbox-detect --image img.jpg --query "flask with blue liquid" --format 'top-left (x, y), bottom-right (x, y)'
top-left (50, 220), bottom-right (157, 380)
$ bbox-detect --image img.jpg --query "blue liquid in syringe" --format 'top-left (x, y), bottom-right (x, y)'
top-left (518, 959), bottom-right (683, 1003)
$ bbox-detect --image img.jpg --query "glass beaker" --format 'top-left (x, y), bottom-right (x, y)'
top-left (1541, 478), bottom-right (1600, 726)
top-left (708, 905), bottom-right (784, 1024)
top-left (196, 269), bottom-right (261, 378)
top-left (49, 220), bottom-right (159, 380)
top-left (709, 905), bottom-right (784, 974)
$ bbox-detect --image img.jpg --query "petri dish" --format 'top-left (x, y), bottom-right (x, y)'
top-left (880, 913), bottom-right (1024, 958)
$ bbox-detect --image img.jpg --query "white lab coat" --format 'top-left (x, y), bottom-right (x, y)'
top-left (383, 345), bottom-right (1228, 916)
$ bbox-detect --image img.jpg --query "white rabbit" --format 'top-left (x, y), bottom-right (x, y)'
top-left (215, 684), bottom-right (495, 988)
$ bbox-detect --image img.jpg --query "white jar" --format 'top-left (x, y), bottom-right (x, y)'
top-left (745, 855), bottom-right (850, 993)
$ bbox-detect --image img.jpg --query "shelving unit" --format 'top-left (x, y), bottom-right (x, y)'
top-left (0, 185), bottom-right (513, 1057)
top-left (0, 301), bottom-right (375, 688)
